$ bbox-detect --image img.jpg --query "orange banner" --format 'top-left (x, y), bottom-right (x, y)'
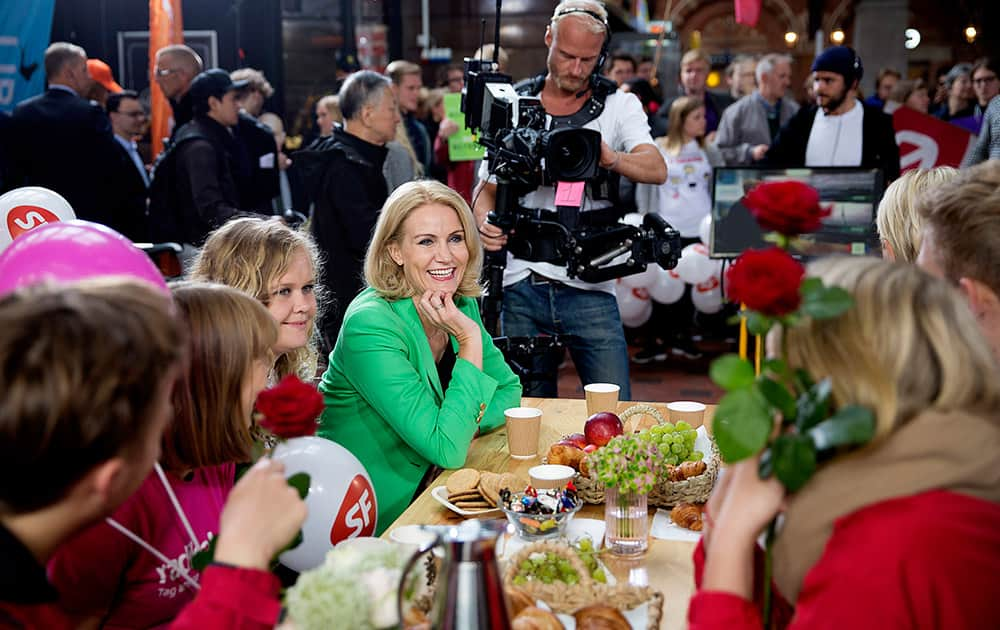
top-left (149, 0), bottom-right (183, 158)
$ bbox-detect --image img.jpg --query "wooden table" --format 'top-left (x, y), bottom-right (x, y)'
top-left (383, 398), bottom-right (716, 630)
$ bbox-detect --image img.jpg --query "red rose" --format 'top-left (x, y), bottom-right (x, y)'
top-left (255, 375), bottom-right (324, 439)
top-left (742, 181), bottom-right (831, 236)
top-left (725, 247), bottom-right (805, 317)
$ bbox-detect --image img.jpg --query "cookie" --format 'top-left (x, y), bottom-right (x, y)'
top-left (454, 501), bottom-right (492, 510)
top-left (478, 471), bottom-right (502, 506)
top-left (498, 472), bottom-right (520, 495)
top-left (448, 491), bottom-right (483, 503)
top-left (446, 468), bottom-right (481, 495)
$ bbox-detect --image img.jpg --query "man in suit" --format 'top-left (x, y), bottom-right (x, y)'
top-left (7, 43), bottom-right (127, 227)
top-left (153, 44), bottom-right (202, 135)
top-left (230, 68), bottom-right (280, 213)
top-left (765, 46), bottom-right (900, 181)
top-left (107, 90), bottom-right (150, 241)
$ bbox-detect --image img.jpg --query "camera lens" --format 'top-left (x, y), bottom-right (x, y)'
top-left (543, 128), bottom-right (601, 181)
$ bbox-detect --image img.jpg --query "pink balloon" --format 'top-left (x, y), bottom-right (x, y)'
top-left (0, 220), bottom-right (169, 297)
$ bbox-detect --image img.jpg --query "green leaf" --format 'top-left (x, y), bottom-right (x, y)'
top-left (287, 472), bottom-right (311, 499)
top-left (795, 378), bottom-right (832, 432)
top-left (709, 355), bottom-right (756, 390)
top-left (758, 377), bottom-right (797, 421)
top-left (771, 433), bottom-right (817, 492)
top-left (746, 311), bottom-right (774, 336)
top-left (191, 537), bottom-right (218, 572)
top-left (800, 284), bottom-right (854, 320)
top-left (798, 277), bottom-right (823, 299)
top-left (807, 405), bottom-right (876, 452)
top-left (712, 388), bottom-right (773, 463)
top-left (762, 358), bottom-right (791, 382)
top-left (794, 368), bottom-right (814, 393)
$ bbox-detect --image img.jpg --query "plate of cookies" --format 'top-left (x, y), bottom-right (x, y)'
top-left (432, 468), bottom-right (521, 516)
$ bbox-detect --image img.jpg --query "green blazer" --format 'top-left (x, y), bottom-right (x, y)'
top-left (317, 288), bottom-right (522, 533)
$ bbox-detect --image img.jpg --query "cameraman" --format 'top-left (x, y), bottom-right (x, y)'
top-left (474, 0), bottom-right (667, 398)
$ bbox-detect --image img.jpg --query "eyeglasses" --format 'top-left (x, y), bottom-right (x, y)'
top-left (155, 67), bottom-right (181, 77)
top-left (116, 110), bottom-right (147, 118)
top-left (973, 75), bottom-right (998, 85)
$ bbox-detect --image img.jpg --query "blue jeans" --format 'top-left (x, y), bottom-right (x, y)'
top-left (502, 276), bottom-right (632, 400)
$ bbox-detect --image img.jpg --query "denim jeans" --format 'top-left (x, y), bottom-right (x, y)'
top-left (502, 276), bottom-right (632, 400)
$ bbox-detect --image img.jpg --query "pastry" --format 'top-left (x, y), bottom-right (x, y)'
top-left (512, 606), bottom-right (564, 630)
top-left (676, 459), bottom-right (706, 480)
top-left (670, 502), bottom-right (704, 531)
top-left (546, 443), bottom-right (585, 470)
top-left (573, 604), bottom-right (629, 630)
top-left (446, 468), bottom-right (481, 494)
top-left (505, 587), bottom-right (535, 618)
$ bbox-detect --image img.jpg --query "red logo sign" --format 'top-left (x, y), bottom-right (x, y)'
top-left (892, 107), bottom-right (976, 173)
top-left (6, 205), bottom-right (61, 240)
top-left (330, 474), bottom-right (377, 544)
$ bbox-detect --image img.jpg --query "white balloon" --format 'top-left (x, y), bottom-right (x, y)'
top-left (272, 436), bottom-right (379, 572)
top-left (692, 274), bottom-right (724, 314)
top-left (648, 268), bottom-right (685, 304)
top-left (620, 263), bottom-right (659, 290)
top-left (615, 280), bottom-right (653, 327)
top-left (622, 212), bottom-right (643, 227)
top-left (698, 214), bottom-right (712, 246)
top-left (675, 243), bottom-right (716, 285)
top-left (0, 187), bottom-right (76, 252)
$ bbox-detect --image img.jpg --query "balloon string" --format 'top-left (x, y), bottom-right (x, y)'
top-left (154, 462), bottom-right (201, 550)
top-left (104, 517), bottom-right (201, 591)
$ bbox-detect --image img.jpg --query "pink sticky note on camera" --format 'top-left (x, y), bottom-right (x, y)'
top-left (555, 181), bottom-right (586, 207)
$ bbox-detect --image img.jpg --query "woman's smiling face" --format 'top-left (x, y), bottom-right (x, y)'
top-left (266, 249), bottom-right (317, 356)
top-left (388, 203), bottom-right (469, 295)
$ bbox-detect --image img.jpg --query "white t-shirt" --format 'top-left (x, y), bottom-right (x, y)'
top-left (805, 99), bottom-right (864, 167)
top-left (641, 140), bottom-right (713, 238)
top-left (479, 90), bottom-right (655, 294)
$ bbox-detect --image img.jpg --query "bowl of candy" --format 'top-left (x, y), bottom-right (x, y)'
top-left (500, 483), bottom-right (582, 539)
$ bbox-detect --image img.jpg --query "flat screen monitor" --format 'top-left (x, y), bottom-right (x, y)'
top-left (709, 167), bottom-right (885, 259)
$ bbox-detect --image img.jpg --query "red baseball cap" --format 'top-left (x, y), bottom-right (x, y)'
top-left (87, 59), bottom-right (123, 93)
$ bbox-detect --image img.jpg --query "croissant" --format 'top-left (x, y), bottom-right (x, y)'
top-left (573, 604), bottom-right (630, 630)
top-left (670, 502), bottom-right (704, 531)
top-left (506, 587), bottom-right (535, 618)
top-left (670, 459), bottom-right (707, 481)
top-left (547, 443), bottom-right (585, 471)
top-left (512, 606), bottom-right (565, 630)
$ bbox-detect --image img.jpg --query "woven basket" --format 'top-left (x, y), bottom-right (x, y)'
top-left (574, 404), bottom-right (720, 506)
top-left (502, 540), bottom-right (664, 629)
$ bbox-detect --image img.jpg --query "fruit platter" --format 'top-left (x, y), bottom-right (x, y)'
top-left (544, 404), bottom-right (719, 506)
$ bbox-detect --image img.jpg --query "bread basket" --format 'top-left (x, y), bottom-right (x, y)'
top-left (574, 404), bottom-right (720, 506)
top-left (502, 540), bottom-right (664, 629)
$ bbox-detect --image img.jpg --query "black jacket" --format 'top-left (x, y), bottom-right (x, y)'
top-left (171, 116), bottom-right (242, 245)
top-left (233, 112), bottom-right (280, 213)
top-left (109, 138), bottom-right (150, 242)
top-left (652, 90), bottom-right (735, 137)
top-left (764, 103), bottom-right (901, 181)
top-left (298, 126), bottom-right (388, 346)
top-left (6, 88), bottom-right (128, 227)
top-left (168, 91), bottom-right (194, 136)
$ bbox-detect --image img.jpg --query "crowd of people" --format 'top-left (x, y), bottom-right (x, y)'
top-left (1, 0), bottom-right (999, 627)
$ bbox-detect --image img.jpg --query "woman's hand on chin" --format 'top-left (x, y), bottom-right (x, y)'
top-left (417, 290), bottom-right (478, 340)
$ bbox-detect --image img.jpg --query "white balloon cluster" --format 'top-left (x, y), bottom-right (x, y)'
top-left (615, 214), bottom-right (726, 327)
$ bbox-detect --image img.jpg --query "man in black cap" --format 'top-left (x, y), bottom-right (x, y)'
top-left (765, 46), bottom-right (900, 181)
top-left (147, 69), bottom-right (248, 254)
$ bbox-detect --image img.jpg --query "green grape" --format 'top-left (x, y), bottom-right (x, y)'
top-left (513, 575), bottom-right (528, 586)
top-left (592, 568), bottom-right (607, 583)
top-left (691, 450), bottom-right (704, 460)
top-left (675, 421), bottom-right (692, 431)
top-left (650, 424), bottom-right (665, 435)
top-left (540, 574), bottom-right (553, 584)
top-left (670, 442), bottom-right (684, 454)
top-left (578, 538), bottom-right (593, 552)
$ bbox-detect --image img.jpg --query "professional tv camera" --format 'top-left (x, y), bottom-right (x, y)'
top-left (461, 16), bottom-right (681, 335)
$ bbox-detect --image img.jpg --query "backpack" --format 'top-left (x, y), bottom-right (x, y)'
top-left (147, 125), bottom-right (208, 244)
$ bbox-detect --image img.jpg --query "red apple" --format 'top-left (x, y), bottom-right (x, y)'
top-left (558, 432), bottom-right (588, 449)
top-left (585, 412), bottom-right (624, 447)
top-left (583, 444), bottom-right (598, 454)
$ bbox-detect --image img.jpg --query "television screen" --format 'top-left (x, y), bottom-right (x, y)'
top-left (709, 167), bottom-right (885, 259)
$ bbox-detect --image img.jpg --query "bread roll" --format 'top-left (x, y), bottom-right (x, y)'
top-left (546, 443), bottom-right (585, 471)
top-left (670, 502), bottom-right (704, 531)
top-left (573, 604), bottom-right (629, 630)
top-left (505, 587), bottom-right (535, 618)
top-left (511, 606), bottom-right (564, 630)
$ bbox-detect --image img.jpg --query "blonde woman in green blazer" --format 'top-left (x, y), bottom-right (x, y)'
top-left (318, 180), bottom-right (522, 532)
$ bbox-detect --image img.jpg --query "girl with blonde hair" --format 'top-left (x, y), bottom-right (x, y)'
top-left (317, 180), bottom-right (521, 531)
top-left (875, 166), bottom-right (959, 262)
top-left (191, 216), bottom-right (322, 380)
top-left (690, 257), bottom-right (1000, 629)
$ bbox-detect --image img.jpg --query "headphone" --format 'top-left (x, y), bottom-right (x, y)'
top-left (552, 7), bottom-right (612, 74)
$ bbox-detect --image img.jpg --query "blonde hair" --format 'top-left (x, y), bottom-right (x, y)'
top-left (917, 161), bottom-right (1000, 296)
top-left (681, 49), bottom-right (711, 69)
top-left (161, 282), bottom-right (277, 474)
top-left (385, 59), bottom-right (421, 85)
top-left (783, 257), bottom-right (1000, 441)
top-left (365, 180), bottom-right (483, 300)
top-left (658, 95), bottom-right (705, 155)
top-left (550, 0), bottom-right (609, 36)
top-left (317, 94), bottom-right (342, 124)
top-left (190, 217), bottom-right (322, 380)
top-left (876, 166), bottom-right (959, 262)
